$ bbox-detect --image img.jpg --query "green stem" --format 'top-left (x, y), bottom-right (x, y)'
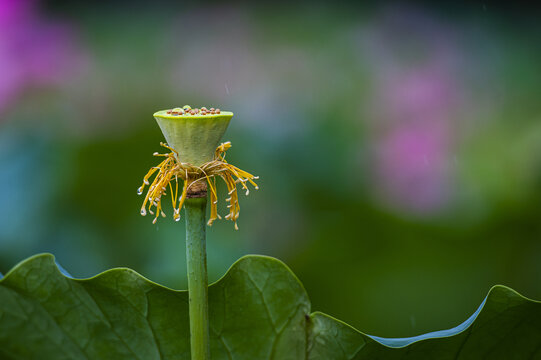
top-left (185, 197), bottom-right (210, 360)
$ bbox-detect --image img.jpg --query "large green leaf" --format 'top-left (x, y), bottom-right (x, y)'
top-left (0, 254), bottom-right (540, 359)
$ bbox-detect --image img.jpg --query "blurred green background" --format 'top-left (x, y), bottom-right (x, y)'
top-left (1, 0), bottom-right (540, 339)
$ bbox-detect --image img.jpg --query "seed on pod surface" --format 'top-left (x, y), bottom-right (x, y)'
top-left (164, 105), bottom-right (225, 116)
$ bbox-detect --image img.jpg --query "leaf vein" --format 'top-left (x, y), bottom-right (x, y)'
top-left (84, 289), bottom-right (146, 360)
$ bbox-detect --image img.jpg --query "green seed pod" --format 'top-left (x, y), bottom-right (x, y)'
top-left (153, 108), bottom-right (233, 166)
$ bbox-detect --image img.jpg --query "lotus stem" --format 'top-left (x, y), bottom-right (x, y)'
top-left (185, 196), bottom-right (210, 360)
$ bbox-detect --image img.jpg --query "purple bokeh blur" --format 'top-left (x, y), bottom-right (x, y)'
top-left (0, 0), bottom-right (84, 114)
top-left (364, 6), bottom-right (464, 215)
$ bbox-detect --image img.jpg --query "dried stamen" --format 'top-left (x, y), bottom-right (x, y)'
top-left (138, 141), bottom-right (258, 229)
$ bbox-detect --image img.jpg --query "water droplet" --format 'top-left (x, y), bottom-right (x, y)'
top-left (144, 180), bottom-right (150, 185)
top-left (140, 209), bottom-right (147, 216)
top-left (175, 217), bottom-right (181, 222)
top-left (137, 187), bottom-right (143, 195)
top-left (152, 218), bottom-right (157, 224)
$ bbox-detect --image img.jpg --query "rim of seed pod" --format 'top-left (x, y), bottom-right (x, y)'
top-left (155, 106), bottom-right (229, 118)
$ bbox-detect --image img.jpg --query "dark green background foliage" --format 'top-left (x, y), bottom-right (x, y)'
top-left (1, 0), bottom-right (540, 340)
top-left (1, 254), bottom-right (540, 359)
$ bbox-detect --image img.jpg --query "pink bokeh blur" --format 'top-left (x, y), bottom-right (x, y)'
top-left (0, 0), bottom-right (85, 114)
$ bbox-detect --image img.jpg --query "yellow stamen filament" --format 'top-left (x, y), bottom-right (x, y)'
top-left (138, 142), bottom-right (257, 228)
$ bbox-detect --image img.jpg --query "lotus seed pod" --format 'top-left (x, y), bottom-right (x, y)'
top-left (153, 107), bottom-right (233, 165)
